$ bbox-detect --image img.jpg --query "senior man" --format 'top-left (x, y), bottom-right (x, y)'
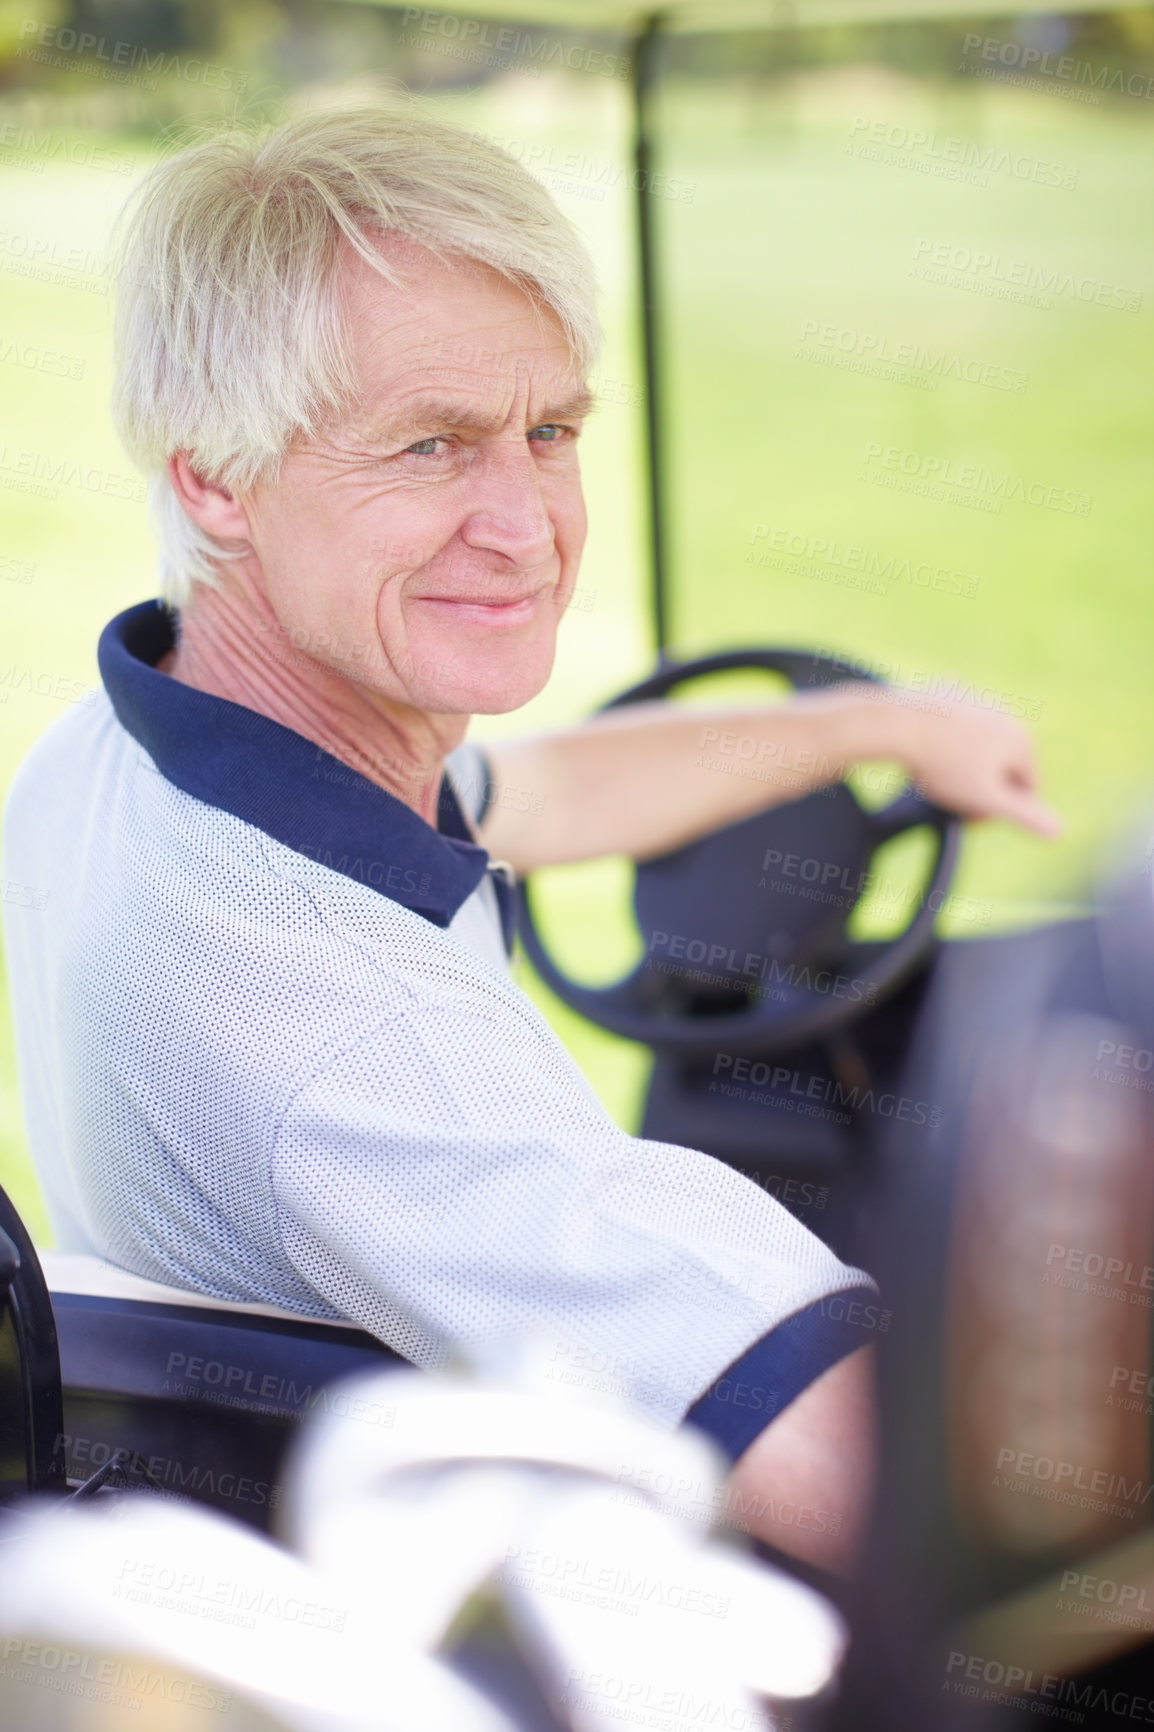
top-left (2, 107), bottom-right (1057, 1574)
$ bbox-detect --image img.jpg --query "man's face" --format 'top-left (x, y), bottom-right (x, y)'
top-left (238, 239), bottom-right (590, 716)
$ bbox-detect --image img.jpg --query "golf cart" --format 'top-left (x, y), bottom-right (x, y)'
top-left (1, 0), bottom-right (1151, 1723)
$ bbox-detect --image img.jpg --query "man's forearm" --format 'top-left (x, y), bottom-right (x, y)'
top-left (477, 685), bottom-right (907, 871)
top-left (725, 1346), bottom-right (876, 1577)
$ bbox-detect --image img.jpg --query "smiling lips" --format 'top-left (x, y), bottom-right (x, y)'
top-left (414, 587), bottom-right (548, 626)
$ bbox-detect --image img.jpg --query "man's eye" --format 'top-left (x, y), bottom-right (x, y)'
top-left (403, 437), bottom-right (445, 457)
top-left (528, 424), bottom-right (573, 444)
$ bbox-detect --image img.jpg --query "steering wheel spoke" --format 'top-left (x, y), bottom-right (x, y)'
top-left (869, 786), bottom-right (949, 842)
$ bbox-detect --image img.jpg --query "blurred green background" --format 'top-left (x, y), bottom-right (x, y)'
top-left (1, 0), bottom-right (1151, 1244)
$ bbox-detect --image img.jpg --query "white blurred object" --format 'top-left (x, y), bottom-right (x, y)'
top-left (0, 1363), bottom-right (848, 1730)
top-left (282, 1369), bottom-right (726, 1543)
top-left (0, 1495), bottom-right (515, 1732)
top-left (281, 1366), bottom-right (848, 1726)
top-left (502, 1482), bottom-right (778, 1732)
top-left (505, 1482), bottom-right (844, 1710)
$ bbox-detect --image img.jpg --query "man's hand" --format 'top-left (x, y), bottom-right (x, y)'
top-left (855, 685), bottom-right (1062, 839)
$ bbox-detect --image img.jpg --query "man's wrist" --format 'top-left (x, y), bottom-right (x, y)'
top-left (809, 682), bottom-right (919, 782)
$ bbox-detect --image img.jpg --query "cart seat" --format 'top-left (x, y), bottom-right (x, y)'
top-left (41, 1251), bottom-right (404, 1531)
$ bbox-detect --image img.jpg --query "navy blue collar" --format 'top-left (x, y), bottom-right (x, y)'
top-left (98, 600), bottom-right (505, 935)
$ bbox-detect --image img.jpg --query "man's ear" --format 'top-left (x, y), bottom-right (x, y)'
top-left (168, 453), bottom-right (253, 542)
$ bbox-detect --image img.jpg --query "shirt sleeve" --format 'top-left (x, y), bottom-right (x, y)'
top-left (682, 1289), bottom-right (880, 1462)
top-left (269, 989), bottom-right (876, 1437)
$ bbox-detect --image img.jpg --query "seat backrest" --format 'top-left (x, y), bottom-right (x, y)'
top-left (0, 1185), bottom-right (65, 1499)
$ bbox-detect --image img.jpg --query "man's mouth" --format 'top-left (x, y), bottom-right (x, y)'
top-left (412, 589), bottom-right (546, 627)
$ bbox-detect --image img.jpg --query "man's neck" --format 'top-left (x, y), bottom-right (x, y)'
top-left (159, 572), bottom-right (467, 828)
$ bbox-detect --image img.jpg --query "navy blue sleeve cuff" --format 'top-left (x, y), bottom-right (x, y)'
top-left (683, 1287), bottom-right (882, 1463)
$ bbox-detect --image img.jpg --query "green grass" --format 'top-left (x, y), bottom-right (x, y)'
top-left (1, 62), bottom-right (1152, 1236)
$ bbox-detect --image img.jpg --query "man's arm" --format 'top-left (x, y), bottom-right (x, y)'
top-left (477, 684), bottom-right (1060, 871)
top-left (724, 1347), bottom-right (876, 1577)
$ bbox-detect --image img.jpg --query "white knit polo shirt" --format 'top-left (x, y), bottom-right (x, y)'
top-left (2, 601), bottom-right (874, 1453)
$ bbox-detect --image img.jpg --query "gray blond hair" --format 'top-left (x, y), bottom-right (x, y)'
top-left (112, 103), bottom-right (602, 606)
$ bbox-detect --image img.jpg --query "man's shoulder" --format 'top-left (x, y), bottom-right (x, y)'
top-left (3, 690), bottom-right (115, 836)
top-left (4, 688), bottom-right (516, 1025)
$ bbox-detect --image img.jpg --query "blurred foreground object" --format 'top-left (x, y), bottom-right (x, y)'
top-left (0, 1362), bottom-right (847, 1730)
top-left (829, 827), bottom-right (1154, 1731)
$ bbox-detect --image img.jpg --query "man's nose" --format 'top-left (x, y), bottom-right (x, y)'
top-left (460, 440), bottom-right (555, 567)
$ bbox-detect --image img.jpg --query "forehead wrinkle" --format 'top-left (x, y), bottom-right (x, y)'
top-left (346, 379), bottom-right (594, 447)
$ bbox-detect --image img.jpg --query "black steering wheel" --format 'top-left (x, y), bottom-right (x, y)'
top-left (517, 648), bottom-right (964, 1057)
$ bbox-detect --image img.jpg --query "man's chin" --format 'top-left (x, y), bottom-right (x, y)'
top-left (406, 634), bottom-right (557, 717)
top-left (422, 671), bottom-right (553, 718)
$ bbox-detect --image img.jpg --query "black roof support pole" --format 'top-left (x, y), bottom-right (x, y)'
top-left (632, 12), bottom-right (673, 661)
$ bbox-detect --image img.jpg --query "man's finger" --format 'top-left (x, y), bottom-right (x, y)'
top-left (994, 788), bottom-right (1063, 838)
